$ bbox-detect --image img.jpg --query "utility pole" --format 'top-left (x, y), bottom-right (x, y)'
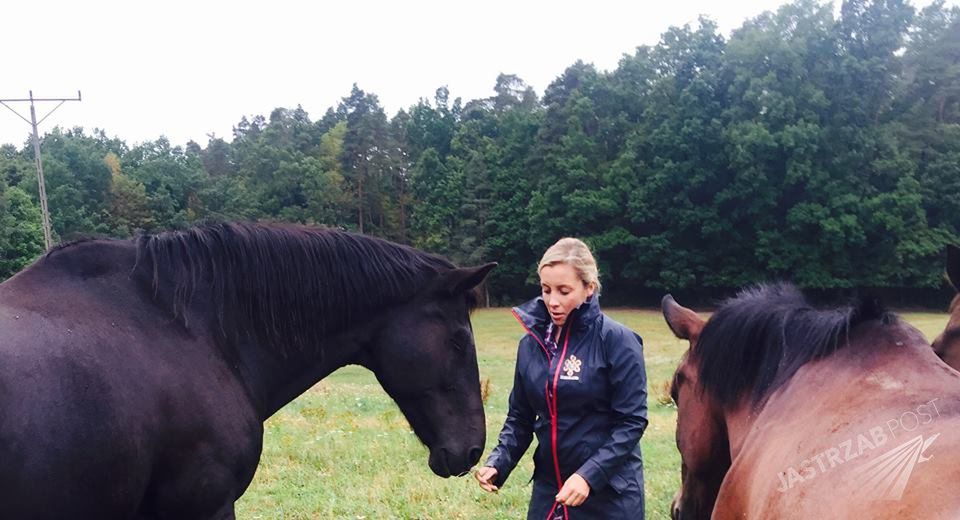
top-left (0, 90), bottom-right (82, 250)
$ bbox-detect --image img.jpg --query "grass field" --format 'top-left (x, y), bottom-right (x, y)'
top-left (235, 308), bottom-right (950, 519)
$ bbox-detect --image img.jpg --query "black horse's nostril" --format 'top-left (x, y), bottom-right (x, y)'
top-left (437, 447), bottom-right (452, 475)
top-left (468, 446), bottom-right (483, 465)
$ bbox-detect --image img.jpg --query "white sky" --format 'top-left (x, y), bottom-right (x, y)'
top-left (1, 0), bottom-right (953, 148)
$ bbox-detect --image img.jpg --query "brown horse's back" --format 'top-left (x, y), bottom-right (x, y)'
top-left (722, 321), bottom-right (960, 519)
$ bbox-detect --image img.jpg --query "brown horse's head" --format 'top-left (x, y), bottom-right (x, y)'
top-left (932, 245), bottom-right (960, 370)
top-left (661, 285), bottom-right (885, 520)
top-left (662, 295), bottom-right (729, 520)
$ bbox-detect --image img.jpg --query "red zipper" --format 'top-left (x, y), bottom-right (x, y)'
top-left (511, 309), bottom-right (550, 358)
top-left (511, 309), bottom-right (571, 520)
top-left (547, 325), bottom-right (571, 520)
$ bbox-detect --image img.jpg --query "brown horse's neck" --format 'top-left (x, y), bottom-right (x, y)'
top-left (725, 320), bottom-right (951, 464)
top-left (723, 401), bottom-right (756, 463)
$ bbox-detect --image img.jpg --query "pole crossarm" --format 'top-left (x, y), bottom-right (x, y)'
top-left (0, 91), bottom-right (81, 103)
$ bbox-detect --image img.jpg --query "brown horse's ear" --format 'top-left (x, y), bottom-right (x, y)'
top-left (661, 294), bottom-right (705, 341)
top-left (436, 262), bottom-right (497, 295)
top-left (947, 245), bottom-right (960, 291)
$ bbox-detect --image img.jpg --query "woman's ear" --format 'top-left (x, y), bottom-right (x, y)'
top-left (586, 282), bottom-right (597, 297)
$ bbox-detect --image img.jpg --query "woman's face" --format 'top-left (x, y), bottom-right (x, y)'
top-left (540, 263), bottom-right (595, 326)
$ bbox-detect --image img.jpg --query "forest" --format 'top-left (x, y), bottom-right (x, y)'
top-left (1, 0), bottom-right (958, 304)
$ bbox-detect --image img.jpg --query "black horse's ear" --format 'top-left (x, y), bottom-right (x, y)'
top-left (947, 245), bottom-right (960, 291)
top-left (436, 262), bottom-right (497, 295)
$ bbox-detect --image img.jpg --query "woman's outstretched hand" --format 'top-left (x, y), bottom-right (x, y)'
top-left (475, 466), bottom-right (499, 493)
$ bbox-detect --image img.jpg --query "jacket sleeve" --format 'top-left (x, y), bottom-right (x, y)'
top-left (484, 339), bottom-right (536, 488)
top-left (575, 325), bottom-right (648, 492)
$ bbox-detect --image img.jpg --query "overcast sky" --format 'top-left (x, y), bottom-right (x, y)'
top-left (1, 0), bottom-right (953, 149)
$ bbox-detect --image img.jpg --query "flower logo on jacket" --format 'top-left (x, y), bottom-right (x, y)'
top-left (561, 355), bottom-right (582, 381)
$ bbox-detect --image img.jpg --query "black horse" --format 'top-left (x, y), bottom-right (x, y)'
top-left (0, 222), bottom-right (495, 519)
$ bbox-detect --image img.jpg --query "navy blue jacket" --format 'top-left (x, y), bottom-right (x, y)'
top-left (486, 295), bottom-right (648, 500)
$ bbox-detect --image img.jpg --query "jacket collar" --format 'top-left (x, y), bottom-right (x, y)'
top-left (512, 294), bottom-right (601, 336)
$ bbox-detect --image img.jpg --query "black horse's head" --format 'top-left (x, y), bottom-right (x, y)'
top-left (363, 263), bottom-right (495, 477)
top-left (135, 223), bottom-right (496, 478)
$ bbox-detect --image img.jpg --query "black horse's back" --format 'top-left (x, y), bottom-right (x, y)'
top-left (0, 238), bottom-right (261, 518)
top-left (0, 240), bottom-right (150, 518)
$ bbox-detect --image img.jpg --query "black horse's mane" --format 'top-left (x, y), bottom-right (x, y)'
top-left (695, 283), bottom-right (891, 407)
top-left (135, 222), bottom-right (465, 355)
top-left (45, 235), bottom-right (104, 255)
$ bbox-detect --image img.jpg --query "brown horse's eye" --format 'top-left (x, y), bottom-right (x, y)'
top-left (670, 372), bottom-right (685, 403)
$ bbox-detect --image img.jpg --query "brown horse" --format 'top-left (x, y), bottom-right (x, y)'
top-left (933, 245), bottom-right (960, 370)
top-left (662, 284), bottom-right (960, 519)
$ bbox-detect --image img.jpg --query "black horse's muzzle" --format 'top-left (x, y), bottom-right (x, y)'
top-left (428, 445), bottom-right (484, 477)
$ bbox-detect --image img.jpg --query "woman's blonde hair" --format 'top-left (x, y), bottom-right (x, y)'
top-left (538, 237), bottom-right (601, 293)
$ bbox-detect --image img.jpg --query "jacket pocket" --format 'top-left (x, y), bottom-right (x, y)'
top-left (608, 471), bottom-right (640, 495)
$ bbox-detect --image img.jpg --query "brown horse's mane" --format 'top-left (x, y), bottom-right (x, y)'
top-left (694, 283), bottom-right (891, 408)
top-left (134, 221), bottom-right (469, 355)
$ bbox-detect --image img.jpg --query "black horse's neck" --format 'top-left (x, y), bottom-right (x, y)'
top-left (133, 222), bottom-right (453, 418)
top-left (235, 323), bottom-right (379, 419)
top-left (136, 222), bottom-right (452, 353)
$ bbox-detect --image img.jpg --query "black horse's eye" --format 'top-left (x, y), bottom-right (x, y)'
top-left (451, 329), bottom-right (472, 351)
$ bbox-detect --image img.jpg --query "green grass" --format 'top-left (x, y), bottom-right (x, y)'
top-left (235, 308), bottom-right (950, 519)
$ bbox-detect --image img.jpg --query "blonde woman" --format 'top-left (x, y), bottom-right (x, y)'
top-left (476, 238), bottom-right (648, 519)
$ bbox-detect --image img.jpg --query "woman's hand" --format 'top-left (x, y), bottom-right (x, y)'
top-left (475, 466), bottom-right (499, 493)
top-left (555, 473), bottom-right (590, 506)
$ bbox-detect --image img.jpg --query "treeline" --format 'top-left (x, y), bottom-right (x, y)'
top-left (1, 0), bottom-right (959, 304)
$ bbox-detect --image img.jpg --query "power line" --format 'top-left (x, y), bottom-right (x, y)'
top-left (0, 90), bottom-right (82, 250)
